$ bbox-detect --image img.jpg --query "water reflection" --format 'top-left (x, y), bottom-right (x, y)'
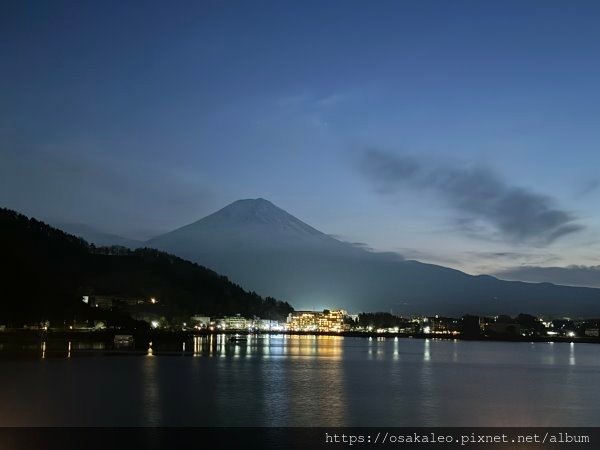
top-left (141, 357), bottom-right (161, 425)
top-left (0, 335), bottom-right (591, 371)
top-left (393, 336), bottom-right (400, 361)
top-left (423, 338), bottom-right (431, 362)
top-left (418, 338), bottom-right (439, 424)
top-left (1, 338), bottom-right (600, 426)
top-left (184, 334), bottom-right (345, 360)
top-left (367, 336), bottom-right (388, 360)
top-left (282, 335), bottom-right (346, 426)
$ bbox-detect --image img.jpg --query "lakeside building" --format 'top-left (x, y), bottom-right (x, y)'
top-left (393, 320), bottom-right (419, 334)
top-left (421, 316), bottom-right (461, 335)
top-left (190, 315), bottom-right (211, 328)
top-left (287, 311), bottom-right (319, 331)
top-left (218, 316), bottom-right (287, 331)
top-left (318, 309), bottom-right (347, 332)
top-left (38, 295), bottom-right (600, 337)
top-left (220, 315), bottom-right (250, 330)
top-left (253, 319), bottom-right (284, 331)
top-left (287, 309), bottom-right (348, 332)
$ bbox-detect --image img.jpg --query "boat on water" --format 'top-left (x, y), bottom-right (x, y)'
top-left (227, 335), bottom-right (248, 343)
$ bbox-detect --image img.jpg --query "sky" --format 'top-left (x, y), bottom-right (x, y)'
top-left (2, 0), bottom-right (600, 282)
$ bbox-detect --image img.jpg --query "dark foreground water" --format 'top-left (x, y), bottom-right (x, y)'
top-left (0, 335), bottom-right (598, 427)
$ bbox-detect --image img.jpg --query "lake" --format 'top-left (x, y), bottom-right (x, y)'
top-left (0, 335), bottom-right (598, 427)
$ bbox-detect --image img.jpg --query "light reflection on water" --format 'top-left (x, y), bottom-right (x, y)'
top-left (419, 339), bottom-right (439, 424)
top-left (141, 357), bottom-right (161, 426)
top-left (184, 334), bottom-right (345, 360)
top-left (0, 337), bottom-right (599, 426)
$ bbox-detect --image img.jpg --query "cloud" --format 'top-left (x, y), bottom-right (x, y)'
top-left (0, 144), bottom-right (214, 238)
top-left (396, 248), bottom-right (461, 266)
top-left (579, 178), bottom-right (600, 196)
top-left (276, 91), bottom-right (350, 110)
top-left (315, 93), bottom-right (348, 108)
top-left (494, 265), bottom-right (600, 288)
top-left (359, 149), bottom-right (583, 245)
top-left (348, 241), bottom-right (374, 251)
top-left (464, 251), bottom-right (561, 264)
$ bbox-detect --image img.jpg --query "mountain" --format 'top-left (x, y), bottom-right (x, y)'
top-left (148, 198), bottom-right (600, 317)
top-left (0, 207), bottom-right (292, 326)
top-left (494, 265), bottom-right (600, 289)
top-left (53, 223), bottom-right (142, 248)
top-left (148, 198), bottom-right (376, 258)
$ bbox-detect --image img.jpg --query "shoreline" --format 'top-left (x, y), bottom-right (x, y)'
top-left (0, 329), bottom-right (598, 345)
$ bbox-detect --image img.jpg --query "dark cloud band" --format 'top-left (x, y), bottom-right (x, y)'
top-left (360, 149), bottom-right (583, 245)
top-left (495, 265), bottom-right (600, 289)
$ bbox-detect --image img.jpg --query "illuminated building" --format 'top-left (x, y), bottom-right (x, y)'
top-left (286, 309), bottom-right (348, 332)
top-left (220, 315), bottom-right (249, 330)
top-left (253, 319), bottom-right (284, 331)
top-left (422, 316), bottom-right (461, 335)
top-left (318, 309), bottom-right (347, 332)
top-left (287, 311), bottom-right (319, 331)
top-left (190, 315), bottom-right (211, 328)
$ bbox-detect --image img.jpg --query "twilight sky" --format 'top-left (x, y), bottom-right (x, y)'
top-left (2, 0), bottom-right (600, 282)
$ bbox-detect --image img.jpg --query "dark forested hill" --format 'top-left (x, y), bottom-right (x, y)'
top-left (0, 208), bottom-right (293, 326)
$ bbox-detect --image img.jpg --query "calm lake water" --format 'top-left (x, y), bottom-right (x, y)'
top-left (0, 335), bottom-right (598, 427)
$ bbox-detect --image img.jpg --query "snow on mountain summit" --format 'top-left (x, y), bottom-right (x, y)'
top-left (196, 198), bottom-right (324, 236)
